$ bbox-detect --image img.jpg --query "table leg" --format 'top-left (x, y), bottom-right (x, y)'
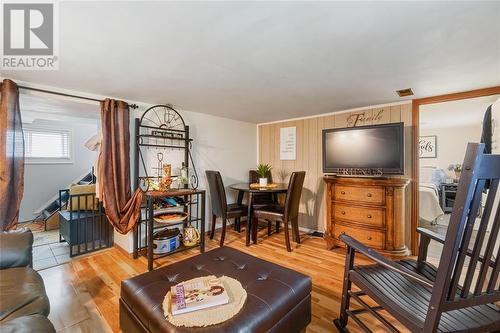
top-left (253, 215), bottom-right (258, 244)
top-left (133, 224), bottom-right (138, 259)
top-left (246, 192), bottom-right (253, 246)
top-left (237, 190), bottom-right (244, 205)
top-left (147, 198), bottom-right (154, 271)
top-left (200, 191), bottom-right (206, 253)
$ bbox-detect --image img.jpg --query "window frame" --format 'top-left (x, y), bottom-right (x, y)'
top-left (23, 125), bottom-right (74, 164)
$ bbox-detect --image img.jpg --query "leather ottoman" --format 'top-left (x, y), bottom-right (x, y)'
top-left (120, 247), bottom-right (311, 333)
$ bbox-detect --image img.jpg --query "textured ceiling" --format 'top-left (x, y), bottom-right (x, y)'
top-left (4, 1), bottom-right (500, 123)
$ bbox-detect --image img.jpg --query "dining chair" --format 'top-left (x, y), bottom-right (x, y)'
top-left (252, 171), bottom-right (306, 252)
top-left (334, 143), bottom-right (500, 333)
top-left (248, 170), bottom-right (279, 234)
top-left (205, 170), bottom-right (248, 247)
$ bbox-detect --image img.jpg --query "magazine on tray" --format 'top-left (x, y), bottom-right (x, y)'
top-left (170, 276), bottom-right (229, 315)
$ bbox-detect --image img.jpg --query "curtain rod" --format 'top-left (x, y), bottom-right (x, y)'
top-left (18, 85), bottom-right (139, 109)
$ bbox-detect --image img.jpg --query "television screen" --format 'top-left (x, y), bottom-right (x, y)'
top-left (322, 122), bottom-right (404, 175)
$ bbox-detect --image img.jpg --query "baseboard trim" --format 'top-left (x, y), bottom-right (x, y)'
top-left (210, 221), bottom-right (324, 237)
top-left (114, 243), bottom-right (134, 258)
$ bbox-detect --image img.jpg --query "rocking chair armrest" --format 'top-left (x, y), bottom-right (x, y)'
top-left (339, 233), bottom-right (434, 289)
top-left (417, 227), bottom-right (445, 244)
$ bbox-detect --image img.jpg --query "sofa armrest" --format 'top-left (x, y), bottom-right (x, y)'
top-left (0, 228), bottom-right (33, 269)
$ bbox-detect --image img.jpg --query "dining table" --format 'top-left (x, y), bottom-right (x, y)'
top-left (229, 182), bottom-right (289, 246)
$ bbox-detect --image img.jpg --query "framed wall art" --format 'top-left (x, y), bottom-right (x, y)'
top-left (419, 135), bottom-right (437, 158)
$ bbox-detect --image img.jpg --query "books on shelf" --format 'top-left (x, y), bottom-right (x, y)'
top-left (170, 276), bottom-right (229, 315)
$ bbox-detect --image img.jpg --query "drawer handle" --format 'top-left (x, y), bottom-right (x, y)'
top-left (367, 193), bottom-right (372, 197)
top-left (341, 191), bottom-right (346, 195)
top-left (367, 214), bottom-right (372, 219)
top-left (367, 236), bottom-right (372, 240)
top-left (341, 211), bottom-right (346, 215)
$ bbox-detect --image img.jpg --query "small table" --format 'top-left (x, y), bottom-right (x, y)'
top-left (440, 183), bottom-right (458, 213)
top-left (229, 183), bottom-right (288, 246)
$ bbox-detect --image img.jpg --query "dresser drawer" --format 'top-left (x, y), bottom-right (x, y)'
top-left (334, 205), bottom-right (385, 227)
top-left (334, 185), bottom-right (385, 205)
top-left (334, 223), bottom-right (385, 249)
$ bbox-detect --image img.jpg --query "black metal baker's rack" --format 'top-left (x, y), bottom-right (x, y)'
top-left (133, 105), bottom-right (205, 271)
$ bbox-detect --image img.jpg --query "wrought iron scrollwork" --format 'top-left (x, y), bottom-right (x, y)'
top-left (136, 105), bottom-right (199, 190)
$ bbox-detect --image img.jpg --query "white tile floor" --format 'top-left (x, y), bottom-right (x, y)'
top-left (33, 241), bottom-right (71, 271)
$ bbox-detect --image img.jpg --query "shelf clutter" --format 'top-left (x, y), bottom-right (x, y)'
top-left (132, 105), bottom-right (205, 271)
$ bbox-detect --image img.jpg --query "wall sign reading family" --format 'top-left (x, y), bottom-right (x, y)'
top-left (419, 135), bottom-right (437, 158)
top-left (280, 126), bottom-right (296, 160)
top-left (347, 109), bottom-right (384, 127)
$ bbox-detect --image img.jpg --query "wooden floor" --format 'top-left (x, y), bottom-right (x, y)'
top-left (40, 226), bottom-right (410, 333)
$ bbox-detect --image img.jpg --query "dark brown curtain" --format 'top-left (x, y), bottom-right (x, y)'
top-left (0, 79), bottom-right (24, 231)
top-left (98, 98), bottom-right (143, 234)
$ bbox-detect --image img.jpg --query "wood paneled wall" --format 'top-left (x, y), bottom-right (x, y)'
top-left (258, 103), bottom-right (413, 242)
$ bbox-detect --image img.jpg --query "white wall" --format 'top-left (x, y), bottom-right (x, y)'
top-left (420, 124), bottom-right (482, 178)
top-left (19, 119), bottom-right (99, 222)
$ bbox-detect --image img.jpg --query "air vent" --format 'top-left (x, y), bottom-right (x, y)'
top-left (396, 88), bottom-right (414, 97)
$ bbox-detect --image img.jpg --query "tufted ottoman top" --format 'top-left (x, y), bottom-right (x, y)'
top-left (120, 246), bottom-right (312, 333)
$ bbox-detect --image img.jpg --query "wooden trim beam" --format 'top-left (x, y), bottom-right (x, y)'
top-left (410, 86), bottom-right (500, 255)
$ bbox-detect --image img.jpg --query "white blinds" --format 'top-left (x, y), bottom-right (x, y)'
top-left (24, 127), bottom-right (71, 160)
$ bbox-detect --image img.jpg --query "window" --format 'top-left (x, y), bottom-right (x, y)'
top-left (24, 126), bottom-right (72, 163)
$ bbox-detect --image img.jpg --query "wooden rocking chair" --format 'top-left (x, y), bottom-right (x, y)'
top-left (334, 143), bottom-right (500, 333)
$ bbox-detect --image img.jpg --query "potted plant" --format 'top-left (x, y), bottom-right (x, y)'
top-left (447, 163), bottom-right (462, 182)
top-left (257, 163), bottom-right (272, 186)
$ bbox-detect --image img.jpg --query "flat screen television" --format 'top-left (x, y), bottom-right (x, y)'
top-left (322, 122), bottom-right (404, 175)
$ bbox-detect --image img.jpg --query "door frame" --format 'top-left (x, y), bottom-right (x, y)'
top-left (410, 86), bottom-right (500, 255)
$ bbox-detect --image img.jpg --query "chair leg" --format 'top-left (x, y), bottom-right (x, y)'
top-left (267, 219), bottom-right (272, 236)
top-left (276, 221), bottom-right (280, 233)
top-left (233, 217), bottom-right (239, 232)
top-left (283, 220), bottom-right (292, 252)
top-left (220, 219), bottom-right (227, 247)
top-left (246, 216), bottom-right (251, 246)
top-left (334, 245), bottom-right (356, 331)
top-left (292, 217), bottom-right (300, 244)
top-left (236, 217), bottom-right (241, 233)
top-left (252, 216), bottom-right (258, 244)
top-left (210, 214), bottom-right (216, 239)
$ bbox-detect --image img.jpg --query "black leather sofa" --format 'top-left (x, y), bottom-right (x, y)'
top-left (0, 228), bottom-right (56, 332)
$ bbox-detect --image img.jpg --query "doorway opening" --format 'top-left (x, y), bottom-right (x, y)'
top-left (17, 92), bottom-right (106, 270)
top-left (417, 94), bottom-right (500, 264)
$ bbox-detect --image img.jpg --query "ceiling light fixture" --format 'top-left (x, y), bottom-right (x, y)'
top-left (396, 88), bottom-right (414, 97)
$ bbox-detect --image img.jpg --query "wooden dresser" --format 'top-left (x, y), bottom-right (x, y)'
top-left (324, 176), bottom-right (410, 257)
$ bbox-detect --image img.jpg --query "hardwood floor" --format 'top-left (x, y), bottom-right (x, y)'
top-left (40, 226), bottom-right (410, 332)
